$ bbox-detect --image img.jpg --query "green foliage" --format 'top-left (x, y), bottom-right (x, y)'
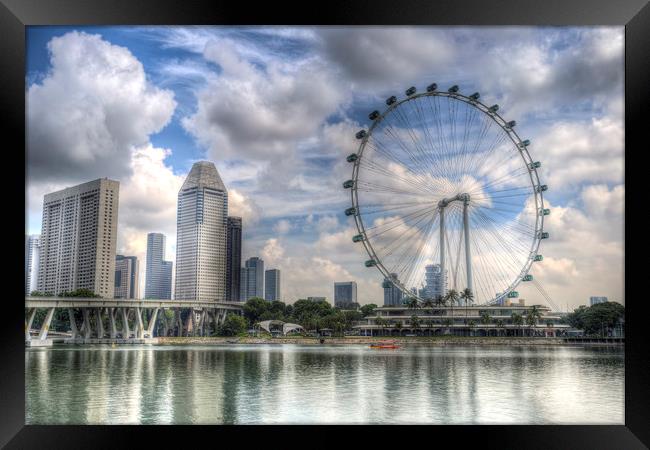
top-left (360, 304), bottom-right (378, 317)
top-left (218, 314), bottom-right (248, 336)
top-left (30, 291), bottom-right (53, 297)
top-left (565, 302), bottom-right (624, 336)
top-left (59, 289), bottom-right (101, 298)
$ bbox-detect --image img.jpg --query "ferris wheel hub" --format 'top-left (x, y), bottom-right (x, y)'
top-left (438, 193), bottom-right (470, 208)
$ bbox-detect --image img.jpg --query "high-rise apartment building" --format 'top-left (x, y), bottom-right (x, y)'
top-left (383, 273), bottom-right (403, 306)
top-left (334, 281), bottom-right (357, 307)
top-left (424, 264), bottom-right (447, 300)
top-left (226, 217), bottom-right (242, 301)
top-left (37, 178), bottom-right (119, 297)
top-left (265, 269), bottom-right (281, 301)
top-left (174, 161), bottom-right (228, 301)
top-left (115, 255), bottom-right (139, 299)
top-left (25, 235), bottom-right (41, 295)
top-left (240, 257), bottom-right (264, 301)
top-left (590, 296), bottom-right (608, 306)
top-left (145, 233), bottom-right (172, 299)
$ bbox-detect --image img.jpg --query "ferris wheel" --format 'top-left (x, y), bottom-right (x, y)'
top-left (344, 83), bottom-right (549, 305)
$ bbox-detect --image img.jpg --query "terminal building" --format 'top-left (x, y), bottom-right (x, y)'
top-left (354, 304), bottom-right (570, 337)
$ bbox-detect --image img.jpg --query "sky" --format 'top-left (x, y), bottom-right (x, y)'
top-left (25, 26), bottom-right (624, 310)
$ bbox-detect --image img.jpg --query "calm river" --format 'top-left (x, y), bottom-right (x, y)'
top-left (25, 344), bottom-right (624, 424)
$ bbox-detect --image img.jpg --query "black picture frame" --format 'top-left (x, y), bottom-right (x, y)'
top-left (1, 0), bottom-right (647, 448)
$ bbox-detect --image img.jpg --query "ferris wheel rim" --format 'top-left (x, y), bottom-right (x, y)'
top-left (349, 88), bottom-right (546, 305)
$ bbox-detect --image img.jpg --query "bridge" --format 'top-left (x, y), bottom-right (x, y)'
top-left (25, 296), bottom-right (244, 346)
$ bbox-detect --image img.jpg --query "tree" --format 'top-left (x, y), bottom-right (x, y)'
top-left (468, 320), bottom-right (476, 336)
top-left (405, 297), bottom-right (419, 311)
top-left (511, 312), bottom-right (524, 337)
top-left (460, 288), bottom-right (474, 306)
top-left (445, 289), bottom-right (459, 306)
top-left (480, 312), bottom-right (492, 336)
top-left (243, 297), bottom-right (271, 325)
top-left (525, 306), bottom-right (542, 336)
top-left (495, 319), bottom-right (505, 336)
top-left (59, 289), bottom-right (100, 298)
top-left (375, 316), bottom-right (388, 336)
top-left (409, 315), bottom-right (421, 332)
top-left (360, 304), bottom-right (378, 317)
top-left (219, 314), bottom-right (247, 336)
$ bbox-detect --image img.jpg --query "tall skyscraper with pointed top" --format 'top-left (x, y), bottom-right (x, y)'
top-left (174, 161), bottom-right (228, 301)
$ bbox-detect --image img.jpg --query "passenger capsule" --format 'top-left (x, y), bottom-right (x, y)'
top-left (343, 180), bottom-right (354, 189)
top-left (346, 153), bottom-right (358, 163)
top-left (536, 184), bottom-right (548, 193)
top-left (405, 86), bottom-right (417, 96)
top-left (534, 255), bottom-right (543, 261)
top-left (345, 207), bottom-right (357, 216)
top-left (507, 291), bottom-right (519, 298)
top-left (488, 104), bottom-right (499, 113)
top-left (426, 83), bottom-right (438, 92)
top-left (448, 85), bottom-right (459, 93)
top-left (523, 275), bottom-right (533, 282)
top-left (469, 92), bottom-right (480, 101)
top-left (352, 234), bottom-right (365, 243)
top-left (355, 130), bottom-right (367, 140)
top-left (386, 95), bottom-right (397, 105)
top-left (506, 120), bottom-right (517, 128)
top-left (542, 208), bottom-right (551, 216)
top-left (520, 139), bottom-right (531, 147)
top-left (365, 259), bottom-right (377, 267)
top-left (528, 161), bottom-right (541, 169)
top-left (540, 232), bottom-right (549, 239)
top-left (368, 110), bottom-right (380, 121)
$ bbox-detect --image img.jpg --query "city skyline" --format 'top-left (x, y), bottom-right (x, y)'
top-left (25, 26), bottom-right (624, 307)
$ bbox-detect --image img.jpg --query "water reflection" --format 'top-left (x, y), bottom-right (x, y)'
top-left (25, 345), bottom-right (624, 425)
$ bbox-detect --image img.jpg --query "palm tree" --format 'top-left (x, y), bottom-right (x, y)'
top-left (409, 314), bottom-right (420, 327)
top-left (375, 316), bottom-right (388, 336)
top-left (445, 289), bottom-right (459, 335)
top-left (468, 320), bottom-right (476, 337)
top-left (495, 319), bottom-right (505, 337)
top-left (460, 288), bottom-right (474, 306)
top-left (480, 312), bottom-right (492, 336)
top-left (405, 297), bottom-right (419, 311)
top-left (525, 306), bottom-right (542, 337)
top-left (511, 312), bottom-right (524, 337)
top-left (435, 294), bottom-right (445, 307)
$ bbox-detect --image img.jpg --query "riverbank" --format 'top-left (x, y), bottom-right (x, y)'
top-left (155, 336), bottom-right (623, 346)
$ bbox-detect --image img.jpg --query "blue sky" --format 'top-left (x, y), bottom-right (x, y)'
top-left (25, 26), bottom-right (624, 307)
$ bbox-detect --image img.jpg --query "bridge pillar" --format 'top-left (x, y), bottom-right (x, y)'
top-left (121, 307), bottom-right (130, 339)
top-left (135, 307), bottom-right (145, 339)
top-left (146, 308), bottom-right (159, 338)
top-left (108, 308), bottom-right (117, 338)
top-left (25, 308), bottom-right (36, 342)
top-left (68, 308), bottom-right (78, 339)
top-left (96, 308), bottom-right (104, 338)
top-left (38, 307), bottom-right (55, 341)
top-left (198, 309), bottom-right (206, 336)
top-left (82, 308), bottom-right (92, 339)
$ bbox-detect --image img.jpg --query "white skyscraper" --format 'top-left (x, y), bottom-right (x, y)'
top-left (25, 235), bottom-right (41, 295)
top-left (174, 161), bottom-right (228, 301)
top-left (37, 178), bottom-right (119, 297)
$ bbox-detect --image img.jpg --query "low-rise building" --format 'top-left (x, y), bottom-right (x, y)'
top-left (354, 304), bottom-right (570, 337)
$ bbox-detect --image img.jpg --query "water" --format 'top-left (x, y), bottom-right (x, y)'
top-left (25, 344), bottom-right (624, 425)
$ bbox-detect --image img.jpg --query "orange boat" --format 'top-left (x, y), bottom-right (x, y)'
top-left (369, 340), bottom-right (400, 349)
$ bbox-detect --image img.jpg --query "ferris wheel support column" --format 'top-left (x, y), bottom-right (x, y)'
top-left (462, 195), bottom-right (473, 298)
top-left (439, 206), bottom-right (446, 297)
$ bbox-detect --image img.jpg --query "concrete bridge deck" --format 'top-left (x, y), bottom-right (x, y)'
top-left (25, 297), bottom-right (244, 346)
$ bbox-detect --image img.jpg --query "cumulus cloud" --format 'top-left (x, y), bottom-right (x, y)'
top-left (182, 38), bottom-right (345, 161)
top-left (27, 31), bottom-right (176, 184)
